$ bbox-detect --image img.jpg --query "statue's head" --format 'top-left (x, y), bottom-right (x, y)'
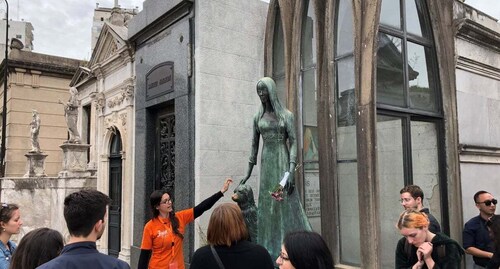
top-left (69, 87), bottom-right (78, 95)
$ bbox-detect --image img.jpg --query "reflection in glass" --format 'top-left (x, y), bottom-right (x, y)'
top-left (377, 33), bottom-right (404, 107)
top-left (376, 114), bottom-right (404, 268)
top-left (301, 0), bottom-right (316, 68)
top-left (336, 0), bottom-right (354, 56)
top-left (411, 121), bottom-right (441, 225)
top-left (337, 57), bottom-right (355, 127)
top-left (407, 42), bottom-right (437, 112)
top-left (335, 0), bottom-right (359, 265)
top-left (302, 69), bottom-right (318, 169)
top-left (338, 162), bottom-right (360, 265)
top-left (406, 0), bottom-right (431, 38)
top-left (380, 0), bottom-right (400, 29)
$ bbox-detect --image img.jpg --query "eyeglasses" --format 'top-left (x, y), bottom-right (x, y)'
top-left (277, 252), bottom-right (290, 262)
top-left (477, 199), bottom-right (498, 206)
top-left (399, 198), bottom-right (414, 203)
top-left (160, 199), bottom-right (172, 204)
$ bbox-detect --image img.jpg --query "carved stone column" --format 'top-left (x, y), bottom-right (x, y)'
top-left (24, 152), bottom-right (48, 177)
top-left (59, 143), bottom-right (92, 178)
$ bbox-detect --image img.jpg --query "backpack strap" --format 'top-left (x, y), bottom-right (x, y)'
top-left (437, 244), bottom-right (446, 259)
top-left (210, 245), bottom-right (225, 269)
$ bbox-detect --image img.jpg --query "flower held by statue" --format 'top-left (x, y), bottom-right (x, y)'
top-left (269, 172), bottom-right (289, 201)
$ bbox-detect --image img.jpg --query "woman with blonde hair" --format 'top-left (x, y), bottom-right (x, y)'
top-left (190, 203), bottom-right (274, 269)
top-left (396, 209), bottom-right (463, 268)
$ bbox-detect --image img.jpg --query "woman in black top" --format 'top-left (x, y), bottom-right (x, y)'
top-left (190, 203), bottom-right (274, 269)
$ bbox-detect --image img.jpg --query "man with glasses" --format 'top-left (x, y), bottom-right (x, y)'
top-left (400, 185), bottom-right (441, 233)
top-left (463, 190), bottom-right (497, 268)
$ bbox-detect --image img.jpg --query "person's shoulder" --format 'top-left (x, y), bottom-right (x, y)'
top-left (464, 215), bottom-right (481, 226)
top-left (192, 245), bottom-right (211, 257)
top-left (96, 252), bottom-right (130, 268)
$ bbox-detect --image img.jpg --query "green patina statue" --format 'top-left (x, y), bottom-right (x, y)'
top-left (239, 77), bottom-right (312, 259)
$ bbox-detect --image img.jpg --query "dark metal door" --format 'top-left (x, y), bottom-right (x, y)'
top-left (108, 131), bottom-right (122, 257)
top-left (155, 108), bottom-right (175, 193)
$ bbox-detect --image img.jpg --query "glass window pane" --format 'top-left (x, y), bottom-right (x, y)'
top-left (336, 0), bottom-right (354, 56)
top-left (301, 0), bottom-right (316, 68)
top-left (376, 115), bottom-right (405, 269)
top-left (380, 0), bottom-right (401, 29)
top-left (273, 8), bottom-right (285, 77)
top-left (338, 161), bottom-right (360, 265)
top-left (377, 33), bottom-right (405, 107)
top-left (406, 0), bottom-right (432, 39)
top-left (337, 57), bottom-right (356, 127)
top-left (407, 42), bottom-right (437, 112)
top-left (411, 120), bottom-right (441, 225)
top-left (274, 76), bottom-right (286, 104)
top-left (302, 68), bottom-right (318, 171)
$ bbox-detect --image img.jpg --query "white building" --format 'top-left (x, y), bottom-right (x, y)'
top-left (0, 19), bottom-right (33, 61)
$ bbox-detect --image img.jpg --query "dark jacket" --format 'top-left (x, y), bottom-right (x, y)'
top-left (36, 241), bottom-right (130, 269)
top-left (190, 240), bottom-right (274, 269)
top-left (420, 208), bottom-right (441, 233)
top-left (395, 232), bottom-right (464, 269)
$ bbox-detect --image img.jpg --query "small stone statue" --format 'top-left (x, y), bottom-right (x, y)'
top-left (59, 87), bottom-right (81, 143)
top-left (29, 110), bottom-right (41, 152)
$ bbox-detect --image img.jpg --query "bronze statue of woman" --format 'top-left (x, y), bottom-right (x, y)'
top-left (240, 77), bottom-right (311, 259)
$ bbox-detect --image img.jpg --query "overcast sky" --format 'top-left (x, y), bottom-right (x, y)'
top-left (4, 0), bottom-right (500, 61)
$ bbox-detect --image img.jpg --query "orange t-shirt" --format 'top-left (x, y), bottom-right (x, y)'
top-left (140, 208), bottom-right (194, 269)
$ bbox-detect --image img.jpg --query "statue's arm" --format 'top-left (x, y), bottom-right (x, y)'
top-left (286, 112), bottom-right (297, 194)
top-left (241, 115), bottom-right (260, 185)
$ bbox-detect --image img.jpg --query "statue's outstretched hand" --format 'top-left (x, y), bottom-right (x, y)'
top-left (220, 178), bottom-right (233, 194)
top-left (239, 177), bottom-right (249, 186)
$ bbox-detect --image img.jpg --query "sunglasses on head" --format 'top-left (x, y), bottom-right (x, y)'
top-left (477, 199), bottom-right (497, 206)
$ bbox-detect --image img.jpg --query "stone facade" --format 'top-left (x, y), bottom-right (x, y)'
top-left (0, 47), bottom-right (83, 177)
top-left (128, 0), bottom-right (268, 266)
top-left (454, 2), bottom-right (500, 268)
top-left (71, 9), bottom-right (135, 263)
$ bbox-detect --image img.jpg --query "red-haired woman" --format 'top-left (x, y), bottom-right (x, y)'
top-left (396, 209), bottom-right (464, 268)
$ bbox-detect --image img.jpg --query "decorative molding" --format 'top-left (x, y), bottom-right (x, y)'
top-left (455, 18), bottom-right (500, 54)
top-left (90, 92), bottom-right (106, 114)
top-left (104, 111), bottom-right (127, 132)
top-left (107, 86), bottom-right (135, 108)
top-left (459, 144), bottom-right (500, 164)
top-left (456, 56), bottom-right (500, 81)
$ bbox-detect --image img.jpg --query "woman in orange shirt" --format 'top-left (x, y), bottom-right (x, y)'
top-left (138, 178), bottom-right (232, 269)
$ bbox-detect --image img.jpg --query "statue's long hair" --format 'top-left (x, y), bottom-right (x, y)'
top-left (256, 77), bottom-right (289, 126)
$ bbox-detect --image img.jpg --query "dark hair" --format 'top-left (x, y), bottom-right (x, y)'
top-left (150, 190), bottom-right (183, 239)
top-left (474, 190), bottom-right (489, 203)
top-left (487, 215), bottom-right (500, 252)
top-left (400, 185), bottom-right (424, 200)
top-left (207, 203), bottom-right (248, 246)
top-left (0, 203), bottom-right (19, 231)
top-left (64, 189), bottom-right (111, 237)
top-left (283, 231), bottom-right (334, 269)
top-left (9, 227), bottom-right (63, 269)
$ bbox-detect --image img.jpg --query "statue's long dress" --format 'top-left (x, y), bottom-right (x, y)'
top-left (250, 111), bottom-right (312, 260)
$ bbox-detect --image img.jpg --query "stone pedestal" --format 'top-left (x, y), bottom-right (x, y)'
top-left (59, 143), bottom-right (91, 178)
top-left (24, 152), bottom-right (48, 177)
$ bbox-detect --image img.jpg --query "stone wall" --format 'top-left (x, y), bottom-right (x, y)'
top-left (0, 176), bottom-right (96, 242)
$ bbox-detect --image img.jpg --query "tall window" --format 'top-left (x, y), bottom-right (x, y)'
top-left (272, 5), bottom-right (286, 102)
top-left (377, 0), bottom-right (443, 267)
top-left (300, 0), bottom-right (320, 232)
top-left (334, 0), bottom-right (359, 266)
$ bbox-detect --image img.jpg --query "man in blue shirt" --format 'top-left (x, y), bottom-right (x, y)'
top-left (463, 190), bottom-right (497, 268)
top-left (37, 190), bottom-right (130, 269)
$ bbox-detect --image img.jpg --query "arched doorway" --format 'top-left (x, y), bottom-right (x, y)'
top-left (108, 129), bottom-right (122, 257)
